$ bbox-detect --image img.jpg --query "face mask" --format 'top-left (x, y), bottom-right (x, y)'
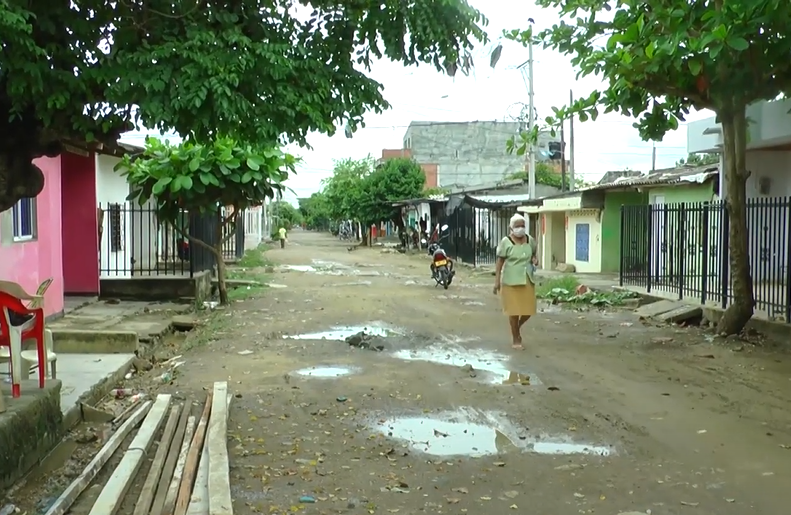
top-left (512, 227), bottom-right (526, 237)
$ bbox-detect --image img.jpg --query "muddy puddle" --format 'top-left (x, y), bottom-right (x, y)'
top-left (293, 365), bottom-right (356, 378)
top-left (392, 345), bottom-right (540, 385)
top-left (371, 411), bottom-right (612, 457)
top-left (280, 260), bottom-right (381, 277)
top-left (284, 322), bottom-right (400, 341)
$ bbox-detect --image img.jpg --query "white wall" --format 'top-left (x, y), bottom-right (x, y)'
top-left (745, 151), bottom-right (790, 283)
top-left (244, 206), bottom-right (263, 250)
top-left (688, 98), bottom-right (791, 153)
top-left (564, 210), bottom-right (602, 273)
top-left (96, 154), bottom-right (132, 278)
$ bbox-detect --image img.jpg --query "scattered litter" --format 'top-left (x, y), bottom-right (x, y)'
top-left (237, 350), bottom-right (254, 355)
top-left (336, 396), bottom-right (348, 402)
top-left (299, 496), bottom-right (316, 504)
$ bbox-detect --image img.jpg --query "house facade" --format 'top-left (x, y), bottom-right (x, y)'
top-left (519, 166), bottom-right (719, 275)
top-left (0, 151), bottom-right (96, 318)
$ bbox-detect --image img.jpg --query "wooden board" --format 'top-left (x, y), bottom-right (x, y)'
top-left (43, 401), bottom-right (153, 515)
top-left (150, 403), bottom-right (192, 515)
top-left (162, 415), bottom-right (197, 515)
top-left (133, 404), bottom-right (183, 515)
top-left (187, 395), bottom-right (232, 515)
top-left (88, 395), bottom-right (172, 515)
top-left (174, 392), bottom-right (213, 515)
top-left (207, 382), bottom-right (232, 515)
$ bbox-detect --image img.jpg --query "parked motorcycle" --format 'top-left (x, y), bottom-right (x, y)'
top-left (421, 224), bottom-right (455, 289)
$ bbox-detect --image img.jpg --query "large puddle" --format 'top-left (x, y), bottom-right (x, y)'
top-left (284, 322), bottom-right (399, 341)
top-left (372, 411), bottom-right (613, 457)
top-left (293, 366), bottom-right (355, 378)
top-left (392, 345), bottom-right (539, 385)
top-left (279, 260), bottom-right (380, 277)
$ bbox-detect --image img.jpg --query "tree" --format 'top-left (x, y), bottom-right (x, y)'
top-left (322, 157), bottom-right (374, 223)
top-left (119, 137), bottom-right (296, 305)
top-left (271, 200), bottom-right (303, 231)
top-left (299, 193), bottom-right (331, 231)
top-left (321, 157), bottom-right (425, 243)
top-left (676, 153), bottom-right (720, 167)
top-left (357, 158), bottom-right (426, 243)
top-left (0, 1), bottom-right (487, 214)
top-left (501, 0), bottom-right (790, 335)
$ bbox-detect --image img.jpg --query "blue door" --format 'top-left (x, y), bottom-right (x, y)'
top-left (575, 223), bottom-right (590, 262)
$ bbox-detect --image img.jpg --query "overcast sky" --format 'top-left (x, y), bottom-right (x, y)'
top-left (122, 0), bottom-right (714, 205)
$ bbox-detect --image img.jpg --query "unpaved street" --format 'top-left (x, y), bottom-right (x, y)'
top-left (175, 230), bottom-right (791, 514)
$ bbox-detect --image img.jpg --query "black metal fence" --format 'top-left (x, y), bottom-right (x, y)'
top-left (98, 203), bottom-right (246, 277)
top-left (446, 198), bottom-right (512, 266)
top-left (620, 198), bottom-right (791, 322)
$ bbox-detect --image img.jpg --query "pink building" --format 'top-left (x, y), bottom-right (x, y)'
top-left (0, 151), bottom-right (98, 319)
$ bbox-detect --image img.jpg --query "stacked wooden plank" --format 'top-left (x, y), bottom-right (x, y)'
top-left (43, 382), bottom-right (232, 515)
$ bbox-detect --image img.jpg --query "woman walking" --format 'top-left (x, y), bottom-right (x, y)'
top-left (493, 213), bottom-right (538, 349)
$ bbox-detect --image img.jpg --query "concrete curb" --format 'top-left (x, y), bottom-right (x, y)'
top-left (61, 355), bottom-right (136, 429)
top-left (51, 329), bottom-right (139, 354)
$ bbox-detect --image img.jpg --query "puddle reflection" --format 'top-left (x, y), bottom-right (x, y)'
top-left (293, 366), bottom-right (355, 378)
top-left (373, 413), bottom-right (612, 457)
top-left (377, 417), bottom-right (517, 456)
top-left (284, 322), bottom-right (398, 341)
top-left (392, 346), bottom-right (540, 385)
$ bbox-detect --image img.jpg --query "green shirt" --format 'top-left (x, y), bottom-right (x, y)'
top-left (496, 236), bottom-right (536, 286)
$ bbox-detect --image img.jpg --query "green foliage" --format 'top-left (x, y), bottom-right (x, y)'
top-left (322, 157), bottom-right (375, 221)
top-left (0, 0), bottom-right (488, 213)
top-left (507, 162), bottom-right (585, 189)
top-left (119, 137), bottom-right (296, 223)
top-left (676, 153), bottom-right (720, 167)
top-left (423, 187), bottom-right (450, 197)
top-left (537, 276), bottom-right (639, 306)
top-left (299, 193), bottom-right (332, 230)
top-left (504, 1), bottom-right (791, 145)
top-left (320, 157), bottom-right (425, 228)
top-left (358, 158), bottom-right (426, 225)
top-left (271, 200), bottom-right (303, 230)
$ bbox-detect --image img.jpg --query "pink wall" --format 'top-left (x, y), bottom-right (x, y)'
top-left (0, 157), bottom-right (64, 317)
top-left (61, 152), bottom-right (99, 294)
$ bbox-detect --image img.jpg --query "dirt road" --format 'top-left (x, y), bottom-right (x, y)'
top-left (176, 230), bottom-right (791, 514)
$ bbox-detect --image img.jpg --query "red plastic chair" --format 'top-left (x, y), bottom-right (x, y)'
top-left (0, 291), bottom-right (46, 397)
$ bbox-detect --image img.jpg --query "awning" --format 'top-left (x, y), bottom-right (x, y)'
top-left (518, 193), bottom-right (588, 213)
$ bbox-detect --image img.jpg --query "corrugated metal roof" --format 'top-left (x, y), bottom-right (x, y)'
top-left (467, 193), bottom-right (533, 203)
top-left (587, 164), bottom-right (718, 191)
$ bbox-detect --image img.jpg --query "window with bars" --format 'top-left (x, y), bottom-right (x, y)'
top-left (12, 197), bottom-right (36, 241)
top-left (109, 203), bottom-right (123, 252)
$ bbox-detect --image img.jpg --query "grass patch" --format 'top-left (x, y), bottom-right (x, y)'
top-left (237, 243), bottom-right (272, 268)
top-left (537, 275), bottom-right (639, 306)
top-left (182, 310), bottom-right (233, 350)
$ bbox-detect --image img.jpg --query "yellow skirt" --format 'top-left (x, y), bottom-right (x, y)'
top-left (500, 282), bottom-right (537, 317)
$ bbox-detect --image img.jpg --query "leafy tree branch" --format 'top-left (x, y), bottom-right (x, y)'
top-left (118, 136), bottom-right (297, 304)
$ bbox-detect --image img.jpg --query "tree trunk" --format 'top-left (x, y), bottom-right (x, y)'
top-left (214, 245), bottom-right (229, 305)
top-left (717, 107), bottom-right (754, 335)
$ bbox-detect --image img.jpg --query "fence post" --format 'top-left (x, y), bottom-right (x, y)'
top-left (701, 203), bottom-right (710, 305)
top-left (646, 204), bottom-right (653, 293)
top-left (720, 201), bottom-right (730, 309)
top-left (235, 214), bottom-right (245, 259)
top-left (677, 203), bottom-right (686, 300)
top-left (785, 198), bottom-right (791, 324)
top-left (619, 206), bottom-right (625, 287)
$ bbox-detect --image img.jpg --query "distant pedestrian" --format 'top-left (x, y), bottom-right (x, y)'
top-left (278, 227), bottom-right (287, 248)
top-left (493, 213), bottom-right (537, 350)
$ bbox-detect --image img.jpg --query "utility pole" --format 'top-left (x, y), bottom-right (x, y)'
top-left (527, 36), bottom-right (536, 200)
top-left (568, 89), bottom-right (576, 191)
top-left (651, 142), bottom-right (657, 173)
top-left (560, 121), bottom-right (566, 192)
